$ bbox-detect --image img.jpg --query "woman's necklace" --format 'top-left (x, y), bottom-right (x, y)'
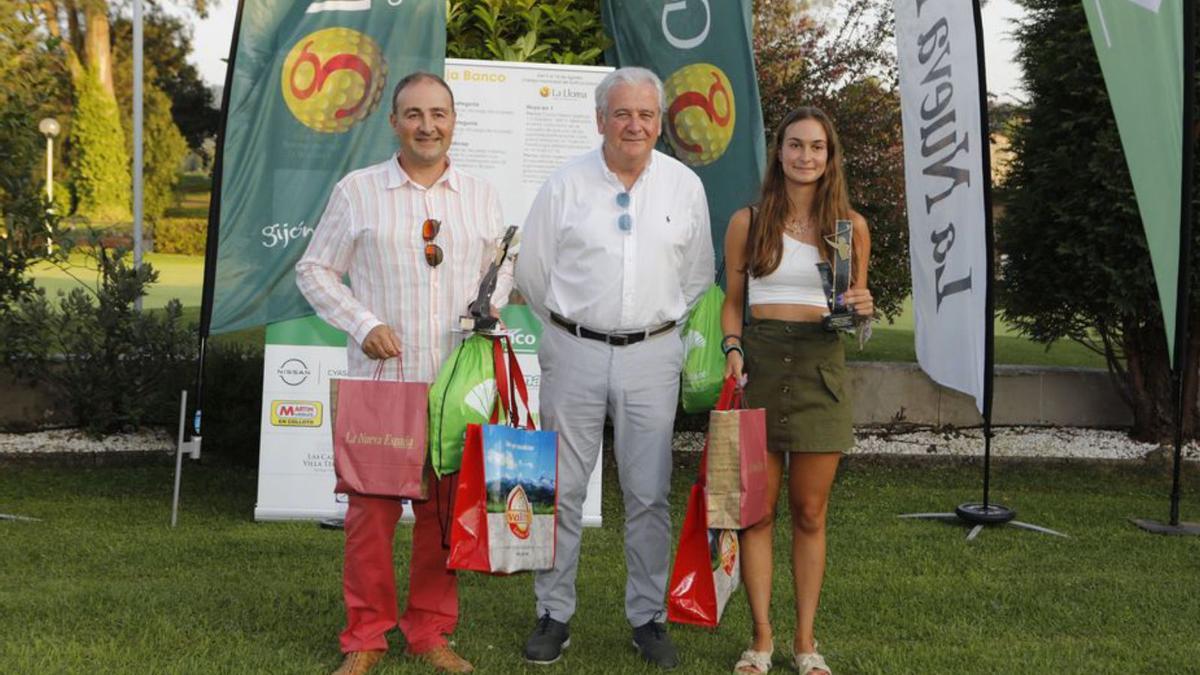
top-left (783, 216), bottom-right (814, 239)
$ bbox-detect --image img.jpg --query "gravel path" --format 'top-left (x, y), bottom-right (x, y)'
top-left (0, 429), bottom-right (174, 455)
top-left (621, 427), bottom-right (1196, 462)
top-left (1, 426), bottom-right (1197, 462)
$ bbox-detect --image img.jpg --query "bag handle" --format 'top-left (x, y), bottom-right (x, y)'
top-left (371, 352), bottom-right (405, 382)
top-left (715, 375), bottom-right (744, 410)
top-left (503, 335), bottom-right (535, 430)
top-left (490, 335), bottom-right (535, 429)
top-left (491, 337), bottom-right (509, 426)
top-left (743, 206), bottom-right (756, 328)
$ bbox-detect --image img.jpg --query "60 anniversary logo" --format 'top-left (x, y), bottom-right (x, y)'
top-left (281, 27), bottom-right (387, 133)
top-left (663, 63), bottom-right (735, 168)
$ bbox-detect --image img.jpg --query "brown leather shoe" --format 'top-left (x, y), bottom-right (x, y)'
top-left (415, 644), bottom-right (475, 673)
top-left (332, 650), bottom-right (385, 675)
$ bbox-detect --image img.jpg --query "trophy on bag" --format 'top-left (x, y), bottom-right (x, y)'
top-left (815, 219), bottom-right (856, 333)
top-left (460, 225), bottom-right (519, 335)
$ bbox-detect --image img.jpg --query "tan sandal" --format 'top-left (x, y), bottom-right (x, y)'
top-left (732, 642), bottom-right (773, 674)
top-left (793, 640), bottom-right (830, 675)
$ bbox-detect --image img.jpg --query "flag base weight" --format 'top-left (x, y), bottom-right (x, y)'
top-left (1130, 518), bottom-right (1200, 536)
top-left (956, 502), bottom-right (1015, 524)
top-left (900, 502), bottom-right (1068, 541)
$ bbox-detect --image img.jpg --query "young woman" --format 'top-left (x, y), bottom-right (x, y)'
top-left (721, 107), bottom-right (873, 675)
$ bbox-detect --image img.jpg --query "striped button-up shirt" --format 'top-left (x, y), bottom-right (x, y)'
top-left (296, 155), bottom-right (512, 381)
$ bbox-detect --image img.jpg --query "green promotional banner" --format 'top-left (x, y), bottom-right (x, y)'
top-left (209, 0), bottom-right (446, 334)
top-left (601, 0), bottom-right (766, 270)
top-left (265, 315), bottom-right (346, 347)
top-left (1083, 0), bottom-right (1183, 362)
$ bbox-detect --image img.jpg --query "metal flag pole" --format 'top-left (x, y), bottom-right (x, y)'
top-left (133, 0), bottom-right (144, 312)
top-left (1134, 0), bottom-right (1200, 537)
top-left (898, 0), bottom-right (1066, 541)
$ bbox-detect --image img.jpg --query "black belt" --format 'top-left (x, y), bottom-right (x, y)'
top-left (550, 312), bottom-right (676, 346)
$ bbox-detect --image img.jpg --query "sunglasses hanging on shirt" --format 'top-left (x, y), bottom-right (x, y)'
top-left (616, 192), bottom-right (632, 232)
top-left (422, 218), bottom-right (443, 267)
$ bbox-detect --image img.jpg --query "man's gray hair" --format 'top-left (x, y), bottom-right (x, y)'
top-left (595, 67), bottom-right (666, 116)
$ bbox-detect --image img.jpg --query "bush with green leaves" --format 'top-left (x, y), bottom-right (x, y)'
top-left (447, 0), bottom-right (609, 64)
top-left (154, 217), bottom-right (206, 255)
top-left (0, 239), bottom-right (194, 435)
top-left (0, 186), bottom-right (65, 309)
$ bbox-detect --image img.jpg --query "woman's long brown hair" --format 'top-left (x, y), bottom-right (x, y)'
top-left (747, 107), bottom-right (861, 283)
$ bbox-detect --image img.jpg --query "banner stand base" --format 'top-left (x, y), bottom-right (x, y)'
top-left (1131, 518), bottom-right (1200, 536)
top-left (899, 504), bottom-right (1068, 541)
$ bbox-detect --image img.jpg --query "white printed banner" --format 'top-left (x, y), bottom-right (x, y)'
top-left (256, 343), bottom-right (349, 520)
top-left (894, 1), bottom-right (989, 412)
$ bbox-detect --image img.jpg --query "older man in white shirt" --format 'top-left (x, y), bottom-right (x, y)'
top-left (514, 66), bottom-right (714, 670)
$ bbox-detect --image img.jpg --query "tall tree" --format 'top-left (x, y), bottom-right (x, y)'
top-left (110, 12), bottom-right (195, 219)
top-left (34, 1), bottom-right (210, 220)
top-left (111, 11), bottom-right (217, 156)
top-left (1001, 0), bottom-right (1200, 442)
top-left (0, 3), bottom-right (69, 198)
top-left (0, 3), bottom-right (70, 305)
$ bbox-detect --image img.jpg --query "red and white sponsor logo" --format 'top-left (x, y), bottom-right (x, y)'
top-left (270, 400), bottom-right (323, 427)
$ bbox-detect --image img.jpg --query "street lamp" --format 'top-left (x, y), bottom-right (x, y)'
top-left (37, 117), bottom-right (59, 203)
top-left (37, 118), bottom-right (60, 255)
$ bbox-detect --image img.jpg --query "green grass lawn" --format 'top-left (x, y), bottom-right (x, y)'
top-left (0, 452), bottom-right (1196, 673)
top-left (850, 325), bottom-right (1104, 367)
top-left (32, 252), bottom-right (206, 308)
top-left (27, 249), bottom-right (1104, 367)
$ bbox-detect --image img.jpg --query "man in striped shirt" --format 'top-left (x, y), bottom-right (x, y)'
top-left (296, 71), bottom-right (510, 675)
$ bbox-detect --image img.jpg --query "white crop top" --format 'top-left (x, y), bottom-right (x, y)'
top-left (747, 236), bottom-right (828, 308)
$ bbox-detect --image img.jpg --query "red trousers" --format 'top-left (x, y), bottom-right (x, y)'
top-left (339, 474), bottom-right (458, 655)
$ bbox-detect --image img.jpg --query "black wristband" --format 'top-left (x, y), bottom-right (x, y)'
top-left (722, 333), bottom-right (742, 346)
top-left (722, 344), bottom-right (744, 358)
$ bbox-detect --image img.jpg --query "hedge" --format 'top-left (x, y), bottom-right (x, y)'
top-left (154, 217), bottom-right (206, 255)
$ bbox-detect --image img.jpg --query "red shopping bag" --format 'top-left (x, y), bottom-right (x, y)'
top-left (705, 377), bottom-right (769, 529)
top-left (667, 483), bottom-right (741, 628)
top-left (449, 337), bottom-right (558, 574)
top-left (667, 385), bottom-right (744, 628)
top-left (330, 358), bottom-right (429, 499)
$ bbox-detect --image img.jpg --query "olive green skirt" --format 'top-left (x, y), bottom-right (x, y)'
top-left (743, 320), bottom-right (853, 453)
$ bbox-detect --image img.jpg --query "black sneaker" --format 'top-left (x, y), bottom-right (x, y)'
top-left (524, 612), bottom-right (570, 665)
top-left (632, 619), bottom-right (679, 669)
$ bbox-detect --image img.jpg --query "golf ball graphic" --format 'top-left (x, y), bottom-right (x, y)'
top-left (282, 27), bottom-right (386, 133)
top-left (663, 63), bottom-right (736, 167)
